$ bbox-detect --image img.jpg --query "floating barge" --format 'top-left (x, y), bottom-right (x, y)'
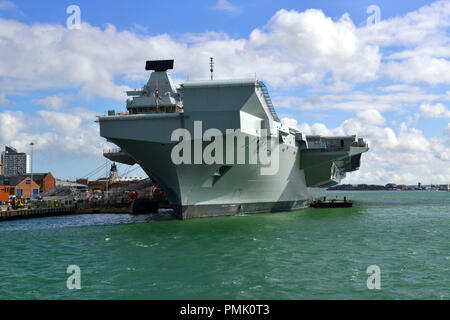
top-left (310, 197), bottom-right (353, 208)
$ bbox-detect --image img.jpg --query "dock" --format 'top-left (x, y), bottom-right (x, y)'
top-left (0, 197), bottom-right (172, 222)
top-left (0, 207), bottom-right (76, 221)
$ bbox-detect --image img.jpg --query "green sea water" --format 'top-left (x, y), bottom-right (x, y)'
top-left (0, 191), bottom-right (449, 300)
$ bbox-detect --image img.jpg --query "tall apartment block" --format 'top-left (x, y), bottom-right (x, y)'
top-left (0, 146), bottom-right (30, 177)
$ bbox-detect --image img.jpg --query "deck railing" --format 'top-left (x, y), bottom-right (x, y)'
top-left (256, 81), bottom-right (280, 122)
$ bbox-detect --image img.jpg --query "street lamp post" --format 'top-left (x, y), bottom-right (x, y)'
top-left (105, 158), bottom-right (109, 199)
top-left (30, 142), bottom-right (34, 200)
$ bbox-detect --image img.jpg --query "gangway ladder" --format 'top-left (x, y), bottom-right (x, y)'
top-left (258, 81), bottom-right (280, 122)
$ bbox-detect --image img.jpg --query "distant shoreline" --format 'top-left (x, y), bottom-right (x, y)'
top-left (326, 189), bottom-right (449, 191)
top-left (328, 184), bottom-right (450, 192)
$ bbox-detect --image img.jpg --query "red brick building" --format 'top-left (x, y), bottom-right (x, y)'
top-left (31, 172), bottom-right (56, 193)
top-left (8, 176), bottom-right (40, 198)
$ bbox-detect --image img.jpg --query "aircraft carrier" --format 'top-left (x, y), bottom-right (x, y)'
top-left (99, 60), bottom-right (369, 220)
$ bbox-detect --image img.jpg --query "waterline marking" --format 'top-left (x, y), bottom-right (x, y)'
top-left (366, 265), bottom-right (381, 290)
top-left (170, 121), bottom-right (280, 176)
top-left (66, 265), bottom-right (81, 290)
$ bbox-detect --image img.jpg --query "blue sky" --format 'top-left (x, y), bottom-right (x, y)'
top-left (4, 0), bottom-right (433, 34)
top-left (0, 0), bottom-right (449, 184)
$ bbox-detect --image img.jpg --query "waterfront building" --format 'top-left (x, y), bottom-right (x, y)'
top-left (7, 176), bottom-right (40, 198)
top-left (0, 185), bottom-right (10, 203)
top-left (0, 146), bottom-right (30, 177)
top-left (29, 172), bottom-right (56, 193)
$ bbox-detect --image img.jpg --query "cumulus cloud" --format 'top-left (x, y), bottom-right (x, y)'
top-left (281, 117), bottom-right (300, 130)
top-left (0, 0), bottom-right (449, 103)
top-left (431, 137), bottom-right (450, 161)
top-left (0, 1), bottom-right (448, 102)
top-left (359, 0), bottom-right (450, 85)
top-left (297, 122), bottom-right (335, 136)
top-left (0, 6), bottom-right (384, 102)
top-left (356, 109), bottom-right (385, 126)
top-left (420, 103), bottom-right (450, 118)
top-left (0, 108), bottom-right (103, 158)
top-left (293, 116), bottom-right (449, 184)
top-left (360, 0), bottom-right (450, 47)
top-left (0, 111), bottom-right (27, 142)
top-left (249, 9), bottom-right (380, 83)
top-left (34, 95), bottom-right (65, 111)
top-left (0, 21), bottom-right (141, 100)
top-left (385, 57), bottom-right (450, 85)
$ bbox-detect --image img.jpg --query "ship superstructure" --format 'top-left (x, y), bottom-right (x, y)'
top-left (99, 60), bottom-right (369, 219)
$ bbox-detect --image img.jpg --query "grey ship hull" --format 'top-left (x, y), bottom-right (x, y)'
top-left (100, 114), bottom-right (364, 220)
top-left (101, 118), bottom-right (310, 220)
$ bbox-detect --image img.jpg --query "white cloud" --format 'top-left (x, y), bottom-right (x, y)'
top-left (298, 122), bottom-right (335, 136)
top-left (356, 109), bottom-right (385, 126)
top-left (0, 1), bottom-right (16, 10)
top-left (431, 137), bottom-right (450, 161)
top-left (34, 95), bottom-right (65, 111)
top-left (385, 56), bottom-right (450, 85)
top-left (281, 117), bottom-right (300, 130)
top-left (1, 1), bottom-right (449, 102)
top-left (0, 7), bottom-right (384, 102)
top-left (358, 0), bottom-right (450, 85)
top-left (0, 109), bottom-right (103, 158)
top-left (249, 9), bottom-right (381, 83)
top-left (360, 0), bottom-right (450, 47)
top-left (0, 110), bottom-right (26, 142)
top-left (328, 119), bottom-right (430, 154)
top-left (212, 0), bottom-right (241, 13)
top-left (420, 103), bottom-right (450, 118)
top-left (379, 84), bottom-right (421, 93)
top-left (0, 21), bottom-right (141, 100)
top-left (219, 114), bottom-right (447, 184)
top-left (0, 1), bottom-right (449, 103)
top-left (386, 45), bottom-right (450, 60)
top-left (288, 113), bottom-right (450, 184)
top-left (275, 86), bottom-right (443, 113)
top-left (38, 110), bottom-right (82, 133)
